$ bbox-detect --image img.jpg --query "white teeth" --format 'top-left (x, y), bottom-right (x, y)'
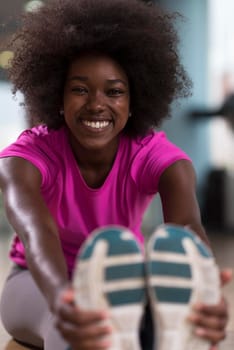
top-left (83, 120), bottom-right (110, 129)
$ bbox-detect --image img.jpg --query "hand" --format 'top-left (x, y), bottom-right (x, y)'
top-left (188, 268), bottom-right (233, 347)
top-left (54, 287), bottom-right (113, 350)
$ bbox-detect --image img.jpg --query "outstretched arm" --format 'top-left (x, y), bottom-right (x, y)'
top-left (158, 159), bottom-right (230, 346)
top-left (0, 157), bottom-right (111, 349)
top-left (159, 159), bottom-right (208, 244)
top-left (0, 156), bottom-right (68, 308)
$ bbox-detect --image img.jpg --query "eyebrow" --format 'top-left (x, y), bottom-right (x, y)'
top-left (69, 76), bottom-right (128, 86)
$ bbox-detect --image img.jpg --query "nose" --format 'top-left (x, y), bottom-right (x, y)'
top-left (85, 91), bottom-right (105, 113)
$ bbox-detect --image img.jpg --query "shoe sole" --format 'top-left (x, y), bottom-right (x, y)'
top-left (146, 224), bottom-right (221, 350)
top-left (72, 225), bottom-right (146, 350)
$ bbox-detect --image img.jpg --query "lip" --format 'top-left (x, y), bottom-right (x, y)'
top-left (80, 114), bottom-right (112, 121)
top-left (80, 119), bottom-right (112, 133)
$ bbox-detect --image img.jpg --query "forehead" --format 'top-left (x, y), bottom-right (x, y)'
top-left (67, 53), bottom-right (128, 81)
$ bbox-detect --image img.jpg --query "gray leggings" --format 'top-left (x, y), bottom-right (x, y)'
top-left (0, 266), bottom-right (153, 350)
top-left (0, 265), bottom-right (68, 350)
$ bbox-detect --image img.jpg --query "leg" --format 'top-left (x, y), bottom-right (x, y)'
top-left (0, 265), bottom-right (68, 350)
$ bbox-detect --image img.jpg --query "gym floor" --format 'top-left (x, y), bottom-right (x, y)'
top-left (0, 231), bottom-right (234, 350)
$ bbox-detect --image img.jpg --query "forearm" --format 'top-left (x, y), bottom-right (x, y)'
top-left (159, 160), bottom-right (210, 246)
top-left (184, 222), bottom-right (210, 247)
top-left (161, 198), bottom-right (210, 247)
top-left (0, 158), bottom-right (69, 309)
top-left (24, 228), bottom-right (69, 310)
top-left (5, 188), bottom-right (69, 310)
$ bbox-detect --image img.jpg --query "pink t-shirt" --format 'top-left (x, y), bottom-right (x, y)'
top-left (0, 125), bottom-right (190, 274)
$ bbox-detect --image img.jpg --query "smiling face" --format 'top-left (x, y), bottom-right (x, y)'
top-left (63, 52), bottom-right (130, 156)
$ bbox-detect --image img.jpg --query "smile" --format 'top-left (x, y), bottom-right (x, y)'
top-left (82, 120), bottom-right (111, 129)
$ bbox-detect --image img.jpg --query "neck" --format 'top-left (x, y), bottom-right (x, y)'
top-left (69, 136), bottom-right (120, 171)
top-left (68, 135), bottom-right (120, 188)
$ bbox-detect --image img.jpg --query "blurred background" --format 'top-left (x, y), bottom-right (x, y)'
top-left (0, 0), bottom-right (234, 349)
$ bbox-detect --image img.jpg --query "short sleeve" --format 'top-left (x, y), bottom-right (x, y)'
top-left (0, 127), bottom-right (58, 191)
top-left (130, 132), bottom-right (191, 194)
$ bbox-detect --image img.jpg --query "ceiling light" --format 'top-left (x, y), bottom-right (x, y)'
top-left (24, 0), bottom-right (44, 12)
top-left (0, 51), bottom-right (14, 69)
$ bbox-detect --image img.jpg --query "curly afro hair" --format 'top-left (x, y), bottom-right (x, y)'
top-left (7, 0), bottom-right (192, 136)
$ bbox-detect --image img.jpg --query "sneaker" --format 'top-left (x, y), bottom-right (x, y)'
top-left (146, 224), bottom-right (221, 350)
top-left (72, 225), bottom-right (146, 350)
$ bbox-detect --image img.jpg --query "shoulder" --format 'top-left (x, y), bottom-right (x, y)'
top-left (0, 125), bottom-right (67, 157)
top-left (120, 130), bottom-right (166, 155)
top-left (0, 126), bottom-right (68, 189)
top-left (126, 130), bottom-right (191, 194)
top-left (17, 125), bottom-right (65, 145)
top-left (125, 130), bottom-right (191, 164)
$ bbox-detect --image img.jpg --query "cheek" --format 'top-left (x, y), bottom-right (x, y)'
top-left (115, 99), bottom-right (130, 113)
top-left (64, 99), bottom-right (83, 118)
top-left (63, 101), bottom-right (77, 123)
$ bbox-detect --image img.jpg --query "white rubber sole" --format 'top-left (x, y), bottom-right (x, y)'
top-left (72, 225), bottom-right (146, 350)
top-left (146, 224), bottom-right (221, 350)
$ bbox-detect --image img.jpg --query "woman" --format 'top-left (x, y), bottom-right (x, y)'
top-left (0, 0), bottom-right (231, 349)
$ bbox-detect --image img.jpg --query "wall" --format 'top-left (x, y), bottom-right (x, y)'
top-left (143, 0), bottom-right (211, 232)
top-left (159, 0), bottom-right (210, 197)
top-left (0, 82), bottom-right (25, 150)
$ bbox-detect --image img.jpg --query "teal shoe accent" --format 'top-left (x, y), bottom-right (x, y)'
top-left (107, 287), bottom-right (146, 306)
top-left (149, 261), bottom-right (192, 278)
top-left (74, 225), bottom-right (146, 308)
top-left (72, 226), bottom-right (146, 350)
top-left (146, 224), bottom-right (220, 350)
top-left (154, 286), bottom-right (192, 303)
top-left (153, 226), bottom-right (211, 258)
top-left (79, 227), bottom-right (143, 260)
top-left (147, 225), bottom-right (213, 306)
top-left (105, 262), bottom-right (145, 280)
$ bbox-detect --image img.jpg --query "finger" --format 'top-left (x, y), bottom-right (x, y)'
top-left (188, 312), bottom-right (227, 331)
top-left (189, 299), bottom-right (228, 333)
top-left (220, 268), bottom-right (233, 286)
top-left (57, 320), bottom-right (112, 342)
top-left (193, 298), bottom-right (228, 318)
top-left (74, 308), bottom-right (110, 326)
top-left (61, 287), bottom-right (75, 304)
top-left (59, 320), bottom-right (112, 350)
top-left (55, 299), bottom-right (80, 324)
top-left (58, 287), bottom-right (110, 324)
top-left (188, 305), bottom-right (227, 345)
top-left (70, 337), bottom-right (112, 350)
top-left (195, 326), bottom-right (226, 344)
top-left (58, 304), bottom-right (109, 325)
top-left (210, 346), bottom-right (218, 350)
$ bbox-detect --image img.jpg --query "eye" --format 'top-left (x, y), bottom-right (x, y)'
top-left (107, 88), bottom-right (125, 97)
top-left (71, 86), bottom-right (88, 95)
